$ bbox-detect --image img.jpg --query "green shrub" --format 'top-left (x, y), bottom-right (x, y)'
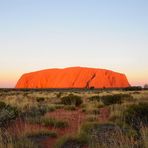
top-left (0, 102), bottom-right (18, 127)
top-left (88, 95), bottom-right (100, 102)
top-left (36, 97), bottom-right (45, 103)
top-left (86, 108), bottom-right (100, 115)
top-left (122, 103), bottom-right (148, 130)
top-left (56, 92), bottom-right (63, 98)
top-left (79, 122), bottom-right (123, 147)
top-left (55, 135), bottom-right (87, 148)
top-left (64, 105), bottom-right (76, 111)
top-left (0, 101), bottom-right (6, 110)
top-left (54, 104), bottom-right (65, 109)
top-left (86, 115), bottom-right (98, 122)
top-left (28, 117), bottom-right (68, 128)
top-left (40, 118), bottom-right (68, 128)
top-left (101, 94), bottom-right (130, 105)
top-left (61, 94), bottom-right (83, 106)
top-left (123, 86), bottom-right (142, 91)
top-left (22, 104), bottom-right (50, 118)
top-left (26, 130), bottom-right (57, 138)
top-left (13, 138), bottom-right (39, 148)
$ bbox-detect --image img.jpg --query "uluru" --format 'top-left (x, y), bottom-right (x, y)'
top-left (16, 67), bottom-right (130, 88)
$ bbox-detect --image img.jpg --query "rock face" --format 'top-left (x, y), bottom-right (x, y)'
top-left (15, 67), bottom-right (130, 88)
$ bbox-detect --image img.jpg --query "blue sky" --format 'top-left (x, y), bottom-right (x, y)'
top-left (0, 0), bottom-right (148, 87)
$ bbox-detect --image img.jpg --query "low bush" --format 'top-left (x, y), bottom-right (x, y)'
top-left (26, 130), bottom-right (57, 138)
top-left (122, 103), bottom-right (148, 130)
top-left (13, 138), bottom-right (39, 148)
top-left (61, 94), bottom-right (83, 106)
top-left (100, 94), bottom-right (131, 106)
top-left (36, 97), bottom-right (45, 103)
top-left (86, 108), bottom-right (100, 115)
top-left (87, 95), bottom-right (100, 102)
top-left (55, 135), bottom-right (87, 148)
top-left (22, 105), bottom-right (47, 118)
top-left (123, 86), bottom-right (142, 91)
top-left (28, 117), bottom-right (68, 128)
top-left (86, 115), bottom-right (98, 122)
top-left (0, 101), bottom-right (18, 127)
top-left (64, 105), bottom-right (76, 111)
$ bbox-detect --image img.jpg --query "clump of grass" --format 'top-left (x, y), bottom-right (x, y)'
top-left (122, 103), bottom-right (148, 130)
top-left (86, 115), bottom-right (98, 122)
top-left (36, 97), bottom-right (45, 103)
top-left (22, 104), bottom-right (56, 118)
top-left (64, 105), bottom-right (76, 111)
top-left (26, 129), bottom-right (57, 138)
top-left (13, 138), bottom-right (39, 148)
top-left (54, 135), bottom-right (87, 148)
top-left (21, 105), bottom-right (47, 118)
top-left (87, 95), bottom-right (100, 102)
top-left (86, 108), bottom-right (100, 115)
top-left (54, 104), bottom-right (65, 109)
top-left (100, 94), bottom-right (132, 106)
top-left (0, 101), bottom-right (18, 127)
top-left (0, 129), bottom-right (39, 148)
top-left (56, 92), bottom-right (63, 98)
top-left (140, 126), bottom-right (148, 148)
top-left (41, 117), bottom-right (68, 128)
top-left (28, 117), bottom-right (68, 128)
top-left (61, 94), bottom-right (83, 106)
top-left (78, 122), bottom-right (138, 148)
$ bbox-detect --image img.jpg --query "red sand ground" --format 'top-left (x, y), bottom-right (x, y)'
top-left (16, 67), bottom-right (130, 88)
top-left (9, 108), bottom-right (110, 148)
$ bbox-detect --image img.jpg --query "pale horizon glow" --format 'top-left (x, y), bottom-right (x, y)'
top-left (0, 0), bottom-right (148, 88)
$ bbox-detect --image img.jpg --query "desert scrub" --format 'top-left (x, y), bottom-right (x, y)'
top-left (26, 129), bottom-right (57, 138)
top-left (61, 94), bottom-right (83, 106)
top-left (78, 122), bottom-right (134, 148)
top-left (140, 126), bottom-right (148, 148)
top-left (21, 105), bottom-right (47, 118)
top-left (122, 103), bottom-right (148, 130)
top-left (54, 104), bottom-right (65, 109)
top-left (13, 138), bottom-right (39, 148)
top-left (86, 115), bottom-right (98, 122)
top-left (85, 108), bottom-right (100, 115)
top-left (28, 117), bottom-right (68, 128)
top-left (0, 101), bottom-right (18, 127)
top-left (0, 129), bottom-right (38, 148)
top-left (55, 135), bottom-right (87, 148)
top-left (100, 94), bottom-right (131, 106)
top-left (36, 97), bottom-right (45, 103)
top-left (22, 104), bottom-right (55, 118)
top-left (87, 95), bottom-right (100, 102)
top-left (64, 105), bottom-right (76, 111)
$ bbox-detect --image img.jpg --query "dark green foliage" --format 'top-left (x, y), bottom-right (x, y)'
top-left (0, 101), bottom-right (18, 127)
top-left (55, 135), bottom-right (87, 148)
top-left (36, 97), bottom-right (45, 103)
top-left (61, 94), bottom-right (83, 106)
top-left (88, 95), bottom-right (100, 101)
top-left (101, 94), bottom-right (131, 105)
top-left (0, 101), bottom-right (6, 110)
top-left (56, 92), bottom-right (62, 98)
top-left (123, 86), bottom-right (142, 91)
top-left (64, 105), bottom-right (76, 111)
top-left (22, 105), bottom-right (48, 118)
top-left (13, 138), bottom-right (39, 148)
top-left (26, 130), bottom-right (57, 138)
top-left (28, 117), bottom-right (68, 128)
top-left (79, 122), bottom-right (123, 147)
top-left (86, 108), bottom-right (100, 115)
top-left (41, 118), bottom-right (68, 128)
top-left (122, 103), bottom-right (148, 130)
